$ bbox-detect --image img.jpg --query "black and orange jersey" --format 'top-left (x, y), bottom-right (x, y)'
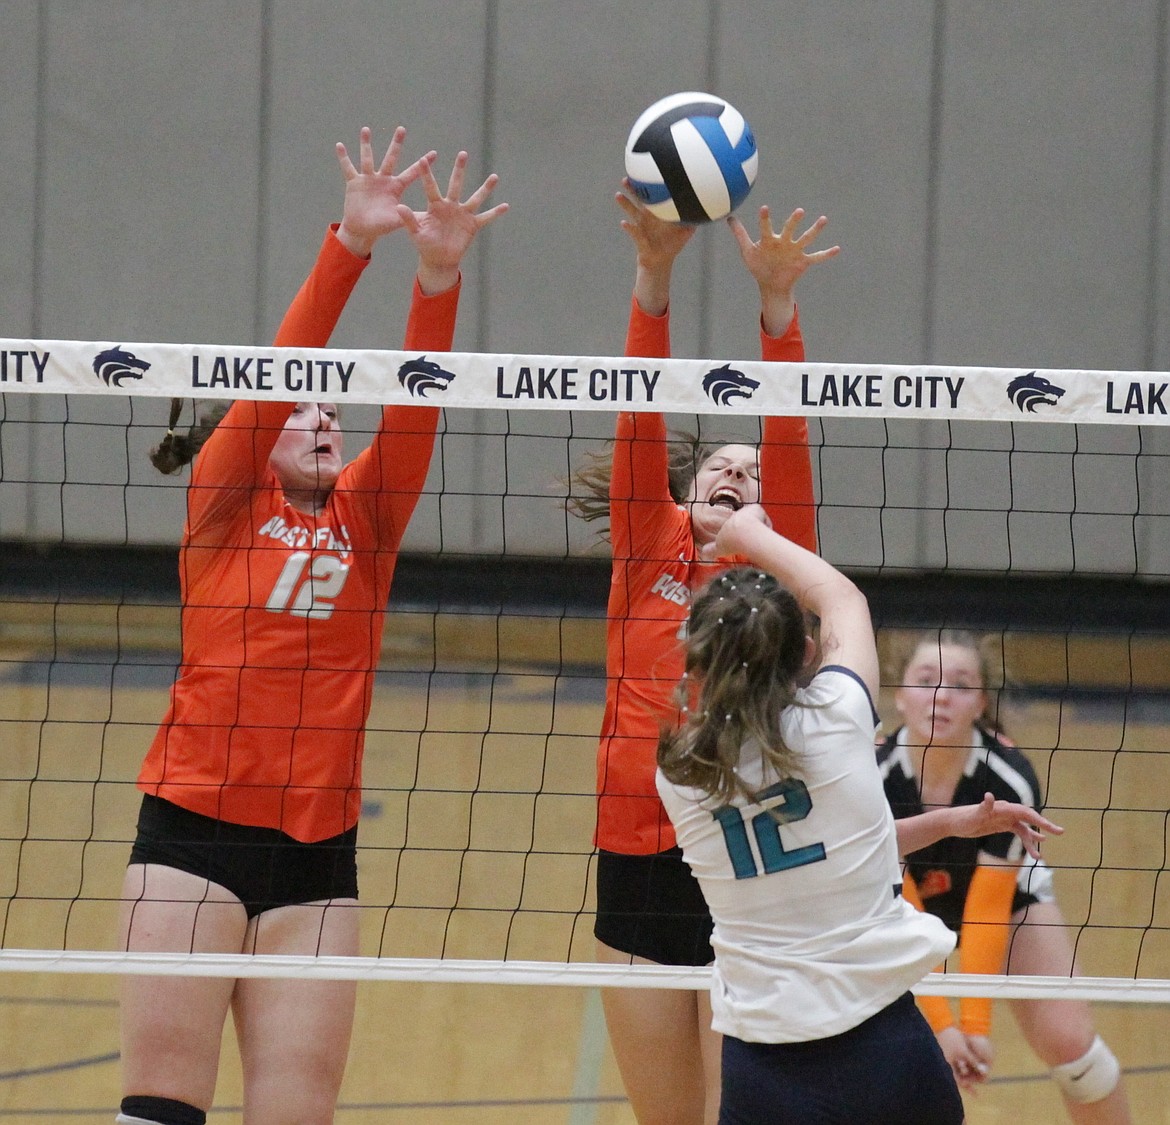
top-left (877, 726), bottom-right (1043, 931)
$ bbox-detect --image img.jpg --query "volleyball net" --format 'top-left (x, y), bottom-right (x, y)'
top-left (2, 336), bottom-right (1170, 1002)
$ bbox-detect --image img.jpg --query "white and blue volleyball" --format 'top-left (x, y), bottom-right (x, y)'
top-left (624, 92), bottom-right (758, 223)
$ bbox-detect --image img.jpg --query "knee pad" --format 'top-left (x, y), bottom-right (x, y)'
top-left (1049, 1035), bottom-right (1121, 1104)
top-left (117, 1094), bottom-right (206, 1125)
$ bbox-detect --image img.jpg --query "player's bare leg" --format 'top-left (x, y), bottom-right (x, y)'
top-left (233, 898), bottom-right (360, 1125)
top-left (1007, 903), bottom-right (1131, 1124)
top-left (118, 864), bottom-right (246, 1114)
top-left (597, 941), bottom-right (711, 1125)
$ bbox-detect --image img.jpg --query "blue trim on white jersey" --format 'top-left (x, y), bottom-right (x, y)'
top-left (817, 664), bottom-right (880, 727)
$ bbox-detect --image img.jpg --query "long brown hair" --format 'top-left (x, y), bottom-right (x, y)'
top-left (657, 566), bottom-right (809, 805)
top-left (149, 398), bottom-right (230, 474)
top-left (565, 431), bottom-right (719, 535)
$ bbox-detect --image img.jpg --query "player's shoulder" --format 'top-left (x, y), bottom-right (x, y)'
top-left (976, 727), bottom-right (1043, 796)
top-left (805, 664), bottom-right (878, 724)
top-left (873, 728), bottom-right (915, 785)
top-left (808, 663), bottom-right (865, 693)
top-left (978, 727), bottom-right (1032, 768)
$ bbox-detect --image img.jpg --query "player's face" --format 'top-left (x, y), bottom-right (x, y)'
top-left (894, 642), bottom-right (987, 747)
top-left (686, 444), bottom-right (762, 551)
top-left (270, 402), bottom-right (344, 497)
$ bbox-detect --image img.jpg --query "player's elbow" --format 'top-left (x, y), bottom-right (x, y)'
top-left (802, 571), bottom-right (867, 625)
top-left (833, 576), bottom-right (869, 616)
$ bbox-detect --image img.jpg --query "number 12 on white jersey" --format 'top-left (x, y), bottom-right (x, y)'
top-left (712, 779), bottom-right (827, 880)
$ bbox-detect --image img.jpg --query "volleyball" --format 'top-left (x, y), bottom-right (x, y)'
top-left (624, 92), bottom-right (758, 224)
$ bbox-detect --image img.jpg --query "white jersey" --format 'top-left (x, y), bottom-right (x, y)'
top-left (657, 666), bottom-right (956, 1043)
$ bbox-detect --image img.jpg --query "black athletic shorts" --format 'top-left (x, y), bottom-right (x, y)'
top-left (594, 847), bottom-right (714, 966)
top-left (719, 992), bottom-right (964, 1125)
top-left (128, 794), bottom-right (358, 919)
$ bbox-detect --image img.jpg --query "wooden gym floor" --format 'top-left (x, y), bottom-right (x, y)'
top-left (0, 600), bottom-right (1168, 1122)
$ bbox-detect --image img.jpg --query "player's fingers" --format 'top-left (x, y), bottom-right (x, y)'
top-left (358, 125), bottom-right (375, 175)
top-left (777, 207), bottom-right (804, 240)
top-left (463, 172), bottom-right (500, 210)
top-left (797, 214), bottom-right (830, 246)
top-left (1019, 829), bottom-right (1043, 860)
top-left (726, 215), bottom-right (753, 252)
top-left (474, 201), bottom-right (510, 229)
top-left (377, 125), bottom-right (409, 175)
top-left (618, 177), bottom-right (651, 210)
top-left (417, 158), bottom-right (444, 201)
top-left (756, 204), bottom-right (774, 241)
top-left (615, 191), bottom-right (642, 220)
top-left (1026, 807), bottom-right (1063, 834)
top-left (395, 204), bottom-right (421, 234)
top-left (335, 141), bottom-right (357, 180)
top-left (395, 151), bottom-right (436, 190)
top-left (445, 151), bottom-right (470, 200)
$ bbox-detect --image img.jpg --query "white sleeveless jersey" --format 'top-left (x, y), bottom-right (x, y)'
top-left (657, 666), bottom-right (956, 1043)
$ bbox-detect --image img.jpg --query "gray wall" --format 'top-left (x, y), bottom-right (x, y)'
top-left (2, 1), bottom-right (1169, 575)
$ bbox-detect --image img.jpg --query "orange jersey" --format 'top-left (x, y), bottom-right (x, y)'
top-left (596, 298), bottom-right (817, 854)
top-left (139, 227), bottom-right (457, 842)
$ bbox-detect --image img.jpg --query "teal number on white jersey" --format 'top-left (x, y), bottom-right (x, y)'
top-left (712, 779), bottom-right (827, 880)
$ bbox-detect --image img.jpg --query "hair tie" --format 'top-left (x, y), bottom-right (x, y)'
top-left (717, 617), bottom-right (724, 624)
top-left (750, 606), bottom-right (758, 614)
top-left (724, 713), bottom-right (732, 722)
top-left (742, 661), bottom-right (748, 668)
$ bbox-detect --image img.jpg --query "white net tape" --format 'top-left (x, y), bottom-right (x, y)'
top-left (3, 950), bottom-right (1169, 1004)
top-left (4, 337), bottom-right (1168, 424)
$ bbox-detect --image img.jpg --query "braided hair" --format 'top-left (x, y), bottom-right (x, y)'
top-left (658, 565), bottom-right (809, 805)
top-left (149, 398), bottom-right (230, 474)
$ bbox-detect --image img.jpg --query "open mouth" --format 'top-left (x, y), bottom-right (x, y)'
top-left (708, 488), bottom-right (743, 511)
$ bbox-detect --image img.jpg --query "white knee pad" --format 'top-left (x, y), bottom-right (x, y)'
top-left (1050, 1035), bottom-right (1121, 1104)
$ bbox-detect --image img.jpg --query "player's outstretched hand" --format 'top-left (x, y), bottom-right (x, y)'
top-left (616, 180), bottom-right (697, 275)
top-left (398, 152), bottom-right (508, 295)
top-left (335, 126), bottom-right (436, 258)
top-left (961, 793), bottom-right (1064, 860)
top-left (729, 205), bottom-right (839, 293)
top-left (728, 206), bottom-right (840, 336)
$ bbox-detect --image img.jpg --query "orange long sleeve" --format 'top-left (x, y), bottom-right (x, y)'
top-left (759, 308), bottom-right (817, 552)
top-left (902, 872), bottom-right (955, 1032)
top-left (958, 864), bottom-right (1018, 1035)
